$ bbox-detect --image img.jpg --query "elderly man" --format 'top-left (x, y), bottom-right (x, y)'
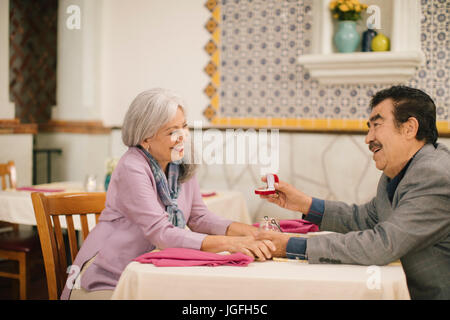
top-left (259, 86), bottom-right (449, 300)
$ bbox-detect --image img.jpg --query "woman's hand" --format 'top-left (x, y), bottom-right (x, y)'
top-left (259, 177), bottom-right (313, 214)
top-left (227, 236), bottom-right (276, 261)
top-left (201, 235), bottom-right (276, 261)
top-left (225, 222), bottom-right (259, 238)
top-left (255, 230), bottom-right (292, 258)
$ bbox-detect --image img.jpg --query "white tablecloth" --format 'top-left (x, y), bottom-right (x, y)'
top-left (0, 182), bottom-right (92, 229)
top-left (0, 182), bottom-right (252, 229)
top-left (111, 259), bottom-right (410, 300)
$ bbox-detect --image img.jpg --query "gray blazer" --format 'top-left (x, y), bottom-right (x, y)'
top-left (307, 143), bottom-right (450, 300)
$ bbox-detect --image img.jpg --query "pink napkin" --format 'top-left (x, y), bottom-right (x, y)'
top-left (201, 191), bottom-right (217, 197)
top-left (16, 187), bottom-right (65, 193)
top-left (134, 248), bottom-right (254, 267)
top-left (253, 219), bottom-right (319, 234)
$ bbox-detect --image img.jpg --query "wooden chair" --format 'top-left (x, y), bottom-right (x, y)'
top-left (0, 161), bottom-right (41, 300)
top-left (0, 161), bottom-right (16, 189)
top-left (0, 161), bottom-right (18, 232)
top-left (31, 192), bottom-right (106, 300)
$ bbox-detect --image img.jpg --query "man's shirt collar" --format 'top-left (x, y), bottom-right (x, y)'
top-left (386, 145), bottom-right (425, 203)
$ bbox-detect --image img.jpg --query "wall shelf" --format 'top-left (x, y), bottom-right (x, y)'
top-left (298, 0), bottom-right (425, 85)
top-left (298, 50), bottom-right (425, 85)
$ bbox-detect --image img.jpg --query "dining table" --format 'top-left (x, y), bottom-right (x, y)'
top-left (0, 181), bottom-right (252, 229)
top-left (1, 182), bottom-right (411, 300)
top-left (111, 241), bottom-right (410, 300)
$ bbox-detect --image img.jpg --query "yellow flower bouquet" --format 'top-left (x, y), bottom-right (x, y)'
top-left (329, 0), bottom-right (368, 21)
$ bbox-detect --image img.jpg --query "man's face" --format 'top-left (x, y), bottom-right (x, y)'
top-left (365, 99), bottom-right (409, 178)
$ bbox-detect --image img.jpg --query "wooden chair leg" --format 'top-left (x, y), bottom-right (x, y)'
top-left (18, 252), bottom-right (27, 300)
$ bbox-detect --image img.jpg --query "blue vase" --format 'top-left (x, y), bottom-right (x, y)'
top-left (334, 21), bottom-right (360, 53)
top-left (104, 174), bottom-right (111, 191)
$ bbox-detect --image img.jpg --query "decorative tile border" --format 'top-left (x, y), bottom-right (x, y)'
top-left (203, 0), bottom-right (221, 121)
top-left (203, 0), bottom-right (449, 134)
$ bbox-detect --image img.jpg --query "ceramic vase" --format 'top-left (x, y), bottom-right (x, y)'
top-left (334, 21), bottom-right (360, 53)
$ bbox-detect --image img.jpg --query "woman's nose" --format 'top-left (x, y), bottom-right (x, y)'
top-left (172, 129), bottom-right (186, 143)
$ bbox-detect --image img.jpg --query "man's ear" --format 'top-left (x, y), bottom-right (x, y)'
top-left (403, 117), bottom-right (419, 140)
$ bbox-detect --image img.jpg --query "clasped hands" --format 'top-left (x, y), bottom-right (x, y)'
top-left (227, 230), bottom-right (291, 262)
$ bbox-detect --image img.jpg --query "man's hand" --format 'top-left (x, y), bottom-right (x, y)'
top-left (255, 230), bottom-right (292, 258)
top-left (259, 176), bottom-right (313, 214)
top-left (201, 235), bottom-right (276, 261)
top-left (227, 236), bottom-right (276, 261)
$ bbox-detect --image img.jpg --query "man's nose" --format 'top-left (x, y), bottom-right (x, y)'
top-left (365, 127), bottom-right (374, 145)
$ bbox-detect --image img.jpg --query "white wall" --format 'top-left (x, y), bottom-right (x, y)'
top-left (110, 129), bottom-right (128, 159)
top-left (99, 0), bottom-right (210, 126)
top-left (54, 0), bottom-right (102, 121)
top-left (0, 134), bottom-right (33, 187)
top-left (0, 0), bottom-right (14, 118)
top-left (35, 133), bottom-right (110, 188)
top-left (36, 0), bottom-right (211, 187)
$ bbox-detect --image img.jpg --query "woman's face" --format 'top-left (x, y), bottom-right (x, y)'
top-left (144, 107), bottom-right (188, 169)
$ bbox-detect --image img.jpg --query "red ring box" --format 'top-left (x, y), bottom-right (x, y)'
top-left (254, 174), bottom-right (279, 195)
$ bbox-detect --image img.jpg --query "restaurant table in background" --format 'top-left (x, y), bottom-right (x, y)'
top-left (111, 255), bottom-right (410, 300)
top-left (0, 182), bottom-right (252, 229)
top-left (201, 190), bottom-right (251, 224)
top-left (0, 182), bottom-right (89, 229)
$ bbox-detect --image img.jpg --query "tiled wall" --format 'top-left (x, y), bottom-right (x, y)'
top-left (208, 0), bottom-right (449, 124)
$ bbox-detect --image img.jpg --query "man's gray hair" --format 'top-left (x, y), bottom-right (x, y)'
top-left (121, 88), bottom-right (197, 182)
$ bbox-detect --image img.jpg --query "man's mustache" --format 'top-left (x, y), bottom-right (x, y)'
top-left (369, 141), bottom-right (383, 152)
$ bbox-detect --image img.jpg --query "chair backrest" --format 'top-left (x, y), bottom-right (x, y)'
top-left (0, 161), bottom-right (18, 231)
top-left (31, 192), bottom-right (106, 300)
top-left (0, 161), bottom-right (17, 190)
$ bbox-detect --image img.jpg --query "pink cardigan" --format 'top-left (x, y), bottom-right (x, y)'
top-left (60, 147), bottom-right (232, 299)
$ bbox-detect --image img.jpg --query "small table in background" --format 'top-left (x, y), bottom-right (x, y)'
top-left (0, 182), bottom-right (252, 228)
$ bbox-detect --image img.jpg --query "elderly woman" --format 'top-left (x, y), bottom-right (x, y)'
top-left (61, 88), bottom-right (275, 300)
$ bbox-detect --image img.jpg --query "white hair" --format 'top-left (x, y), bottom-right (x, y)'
top-left (122, 88), bottom-right (186, 146)
top-left (121, 88), bottom-right (197, 182)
